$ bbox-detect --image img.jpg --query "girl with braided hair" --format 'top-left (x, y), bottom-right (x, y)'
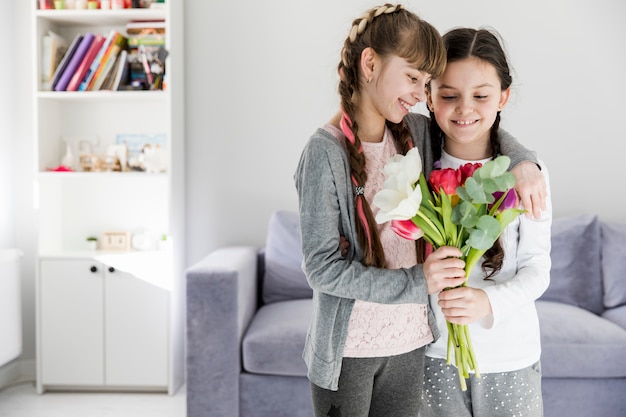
top-left (295, 4), bottom-right (544, 416)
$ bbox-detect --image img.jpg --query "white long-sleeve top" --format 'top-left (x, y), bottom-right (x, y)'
top-left (425, 150), bottom-right (552, 373)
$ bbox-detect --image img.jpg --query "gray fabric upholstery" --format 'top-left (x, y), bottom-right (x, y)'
top-left (542, 378), bottom-right (626, 417)
top-left (262, 210), bottom-right (311, 304)
top-left (243, 299), bottom-right (311, 377)
top-left (601, 221), bottom-right (626, 308)
top-left (240, 373), bottom-right (313, 417)
top-left (603, 305), bottom-right (626, 330)
top-left (541, 214), bottom-right (604, 314)
top-left (186, 246), bottom-right (258, 417)
top-left (537, 300), bottom-right (626, 378)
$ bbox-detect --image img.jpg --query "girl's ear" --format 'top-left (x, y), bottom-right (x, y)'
top-left (426, 90), bottom-right (434, 112)
top-left (360, 47), bottom-right (377, 83)
top-left (498, 87), bottom-right (511, 111)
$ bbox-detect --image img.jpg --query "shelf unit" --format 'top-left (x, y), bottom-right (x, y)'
top-left (32, 2), bottom-right (185, 395)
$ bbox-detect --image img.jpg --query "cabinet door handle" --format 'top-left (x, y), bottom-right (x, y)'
top-left (108, 267), bottom-right (115, 273)
top-left (90, 265), bottom-right (98, 273)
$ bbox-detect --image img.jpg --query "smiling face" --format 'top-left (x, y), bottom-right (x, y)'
top-left (427, 56), bottom-right (510, 159)
top-left (362, 53), bottom-right (432, 128)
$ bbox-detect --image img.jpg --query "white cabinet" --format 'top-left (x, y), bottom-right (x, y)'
top-left (38, 258), bottom-right (169, 390)
top-left (104, 264), bottom-right (169, 387)
top-left (39, 259), bottom-right (104, 386)
top-left (32, 2), bottom-right (184, 394)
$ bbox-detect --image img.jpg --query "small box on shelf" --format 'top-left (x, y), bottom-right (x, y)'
top-left (101, 231), bottom-right (131, 251)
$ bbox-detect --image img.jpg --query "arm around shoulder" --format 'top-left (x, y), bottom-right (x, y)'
top-left (498, 128), bottom-right (537, 169)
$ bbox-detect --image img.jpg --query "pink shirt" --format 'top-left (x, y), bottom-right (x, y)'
top-left (324, 124), bottom-right (433, 358)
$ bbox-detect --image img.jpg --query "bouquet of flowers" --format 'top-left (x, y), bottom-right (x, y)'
top-left (373, 148), bottom-right (525, 390)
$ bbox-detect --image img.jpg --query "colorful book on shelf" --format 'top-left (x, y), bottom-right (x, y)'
top-left (111, 49), bottom-right (129, 91)
top-left (65, 34), bottom-right (105, 91)
top-left (49, 33), bottom-right (83, 91)
top-left (41, 31), bottom-right (67, 91)
top-left (54, 32), bottom-right (95, 92)
top-left (126, 20), bottom-right (166, 51)
top-left (88, 34), bottom-right (128, 91)
top-left (128, 35), bottom-right (166, 47)
top-left (78, 29), bottom-right (117, 92)
top-left (85, 32), bottom-right (123, 91)
top-left (126, 20), bottom-right (166, 35)
top-left (100, 53), bottom-right (121, 91)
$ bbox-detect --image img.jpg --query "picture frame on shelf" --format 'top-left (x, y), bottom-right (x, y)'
top-left (115, 133), bottom-right (168, 173)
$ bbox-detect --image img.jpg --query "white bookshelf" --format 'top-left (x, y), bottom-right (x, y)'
top-left (32, 1), bottom-right (185, 395)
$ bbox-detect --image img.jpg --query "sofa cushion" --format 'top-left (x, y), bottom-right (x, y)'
top-left (242, 299), bottom-right (311, 377)
top-left (262, 210), bottom-right (312, 304)
top-left (603, 305), bottom-right (626, 331)
top-left (601, 221), bottom-right (626, 308)
top-left (537, 300), bottom-right (626, 378)
top-left (540, 214), bottom-right (604, 315)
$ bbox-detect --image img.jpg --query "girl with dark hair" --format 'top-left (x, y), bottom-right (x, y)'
top-left (420, 27), bottom-right (551, 417)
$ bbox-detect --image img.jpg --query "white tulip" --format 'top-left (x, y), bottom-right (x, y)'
top-left (373, 147), bottom-right (423, 224)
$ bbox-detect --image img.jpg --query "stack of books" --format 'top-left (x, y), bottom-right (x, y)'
top-left (43, 29), bottom-right (131, 92)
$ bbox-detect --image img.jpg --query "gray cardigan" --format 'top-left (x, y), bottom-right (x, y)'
top-left (294, 112), bottom-right (536, 391)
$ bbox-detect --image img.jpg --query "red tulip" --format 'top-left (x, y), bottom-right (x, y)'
top-left (458, 162), bottom-right (482, 183)
top-left (429, 168), bottom-right (461, 195)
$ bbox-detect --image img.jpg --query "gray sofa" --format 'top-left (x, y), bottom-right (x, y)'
top-left (186, 211), bottom-right (626, 417)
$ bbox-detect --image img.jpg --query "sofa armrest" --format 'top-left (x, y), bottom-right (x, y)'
top-left (186, 246), bottom-right (259, 417)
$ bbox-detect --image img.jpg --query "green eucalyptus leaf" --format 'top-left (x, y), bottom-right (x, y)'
top-left (487, 173), bottom-right (516, 193)
top-left (467, 215), bottom-right (501, 250)
top-left (454, 201), bottom-right (479, 228)
top-left (456, 186), bottom-right (471, 202)
top-left (464, 178), bottom-right (491, 204)
top-left (478, 156), bottom-right (510, 179)
top-left (480, 178), bottom-right (500, 197)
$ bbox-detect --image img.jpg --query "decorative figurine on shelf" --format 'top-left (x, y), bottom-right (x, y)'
top-left (142, 144), bottom-right (169, 173)
top-left (61, 141), bottom-right (74, 170)
top-left (106, 144), bottom-right (128, 171)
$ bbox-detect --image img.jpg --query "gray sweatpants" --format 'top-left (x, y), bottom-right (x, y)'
top-left (310, 347), bottom-right (426, 417)
top-left (420, 356), bottom-right (543, 417)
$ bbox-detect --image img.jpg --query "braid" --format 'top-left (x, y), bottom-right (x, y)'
top-left (481, 111), bottom-right (504, 277)
top-left (337, 4), bottom-right (405, 268)
top-left (337, 4), bottom-right (445, 267)
top-left (340, 113), bottom-right (386, 267)
top-left (387, 121), bottom-right (413, 155)
top-left (489, 112), bottom-right (502, 159)
top-left (428, 108), bottom-right (444, 163)
top-left (341, 4), bottom-right (405, 68)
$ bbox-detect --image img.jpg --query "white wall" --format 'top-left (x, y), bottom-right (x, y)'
top-left (0, 2), bottom-right (16, 248)
top-left (6, 0), bottom-right (626, 366)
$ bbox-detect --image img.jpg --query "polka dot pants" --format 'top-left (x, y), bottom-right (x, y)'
top-left (420, 357), bottom-right (543, 417)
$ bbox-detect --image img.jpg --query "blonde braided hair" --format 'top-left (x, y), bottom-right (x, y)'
top-left (342, 4), bottom-right (405, 67)
top-left (337, 4), bottom-right (446, 267)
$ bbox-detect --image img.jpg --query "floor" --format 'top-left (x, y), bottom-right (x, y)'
top-left (0, 381), bottom-right (186, 417)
